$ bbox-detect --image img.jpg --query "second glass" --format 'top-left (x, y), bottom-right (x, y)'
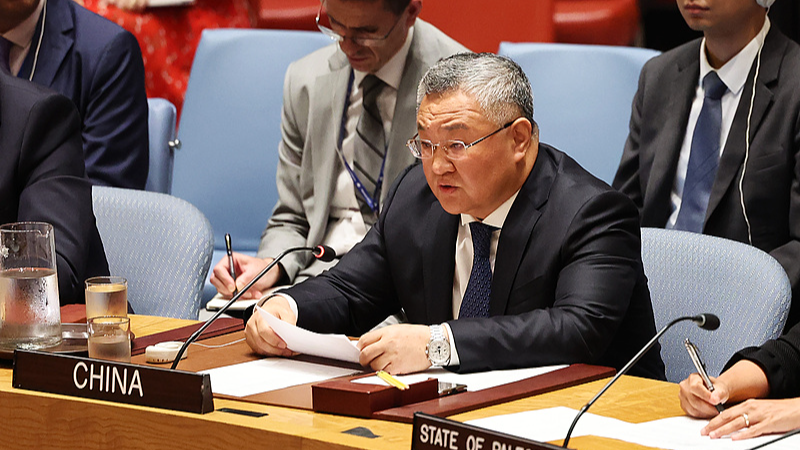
top-left (87, 316), bottom-right (131, 363)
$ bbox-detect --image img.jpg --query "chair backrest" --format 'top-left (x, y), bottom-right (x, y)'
top-left (145, 98), bottom-right (177, 194)
top-left (641, 227), bottom-right (791, 382)
top-left (498, 42), bottom-right (659, 184)
top-left (92, 186), bottom-right (214, 320)
top-left (173, 29), bottom-right (332, 260)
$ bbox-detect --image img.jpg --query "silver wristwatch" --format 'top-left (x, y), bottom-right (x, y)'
top-left (426, 324), bottom-right (450, 367)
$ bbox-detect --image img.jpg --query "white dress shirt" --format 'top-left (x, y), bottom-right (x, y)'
top-left (2, 0), bottom-right (45, 77)
top-left (667, 18), bottom-right (770, 228)
top-left (322, 26), bottom-right (414, 257)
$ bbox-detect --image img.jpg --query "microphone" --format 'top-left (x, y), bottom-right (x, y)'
top-left (562, 313), bottom-right (720, 448)
top-left (169, 245), bottom-right (336, 369)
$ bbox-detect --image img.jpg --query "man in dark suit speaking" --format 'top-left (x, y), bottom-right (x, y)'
top-left (246, 53), bottom-right (665, 379)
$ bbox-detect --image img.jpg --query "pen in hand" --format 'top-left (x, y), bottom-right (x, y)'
top-left (685, 338), bottom-right (725, 413)
top-left (225, 233), bottom-right (238, 296)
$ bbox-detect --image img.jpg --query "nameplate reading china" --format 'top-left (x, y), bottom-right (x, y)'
top-left (412, 413), bottom-right (567, 450)
top-left (12, 350), bottom-right (214, 414)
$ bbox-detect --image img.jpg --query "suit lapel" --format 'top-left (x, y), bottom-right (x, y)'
top-left (308, 51), bottom-right (351, 238)
top-left (705, 30), bottom-right (781, 223)
top-left (422, 202), bottom-right (458, 324)
top-left (24, 0), bottom-right (73, 88)
top-left (383, 23), bottom-right (430, 200)
top-left (642, 44), bottom-right (699, 226)
top-left (489, 146), bottom-right (552, 315)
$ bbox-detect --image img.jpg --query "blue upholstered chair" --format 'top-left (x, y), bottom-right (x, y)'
top-left (173, 29), bottom-right (332, 302)
top-left (498, 42), bottom-right (659, 184)
top-left (640, 228), bottom-right (791, 382)
top-left (145, 98), bottom-right (178, 194)
top-left (92, 186), bottom-right (214, 319)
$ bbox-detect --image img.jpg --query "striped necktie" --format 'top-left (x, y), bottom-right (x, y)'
top-left (353, 74), bottom-right (387, 226)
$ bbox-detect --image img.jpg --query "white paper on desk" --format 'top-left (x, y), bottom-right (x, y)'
top-left (352, 365), bottom-right (567, 391)
top-left (617, 415), bottom-right (800, 450)
top-left (257, 306), bottom-right (361, 363)
top-left (200, 358), bottom-right (360, 397)
top-left (467, 406), bottom-right (636, 443)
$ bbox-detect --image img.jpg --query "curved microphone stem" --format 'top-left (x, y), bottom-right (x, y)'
top-left (562, 315), bottom-right (703, 448)
top-left (747, 427), bottom-right (800, 450)
top-left (169, 246), bottom-right (314, 370)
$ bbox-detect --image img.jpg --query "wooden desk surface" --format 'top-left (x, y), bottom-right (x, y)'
top-left (0, 315), bottom-right (684, 450)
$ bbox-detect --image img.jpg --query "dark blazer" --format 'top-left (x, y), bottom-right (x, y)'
top-left (0, 70), bottom-right (109, 304)
top-left (17, 0), bottom-right (148, 189)
top-left (284, 144), bottom-right (665, 379)
top-left (729, 321), bottom-right (800, 399)
top-left (613, 27), bottom-right (800, 328)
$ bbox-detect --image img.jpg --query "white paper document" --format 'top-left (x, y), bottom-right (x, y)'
top-left (201, 358), bottom-right (360, 397)
top-left (257, 306), bottom-right (361, 363)
top-left (467, 407), bottom-right (800, 450)
top-left (352, 365), bottom-right (567, 392)
top-left (625, 416), bottom-right (800, 450)
top-left (467, 406), bottom-right (635, 443)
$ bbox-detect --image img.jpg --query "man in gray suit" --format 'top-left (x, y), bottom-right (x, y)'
top-left (210, 0), bottom-right (465, 299)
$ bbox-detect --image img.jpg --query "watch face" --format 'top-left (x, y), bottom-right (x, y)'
top-left (429, 340), bottom-right (449, 365)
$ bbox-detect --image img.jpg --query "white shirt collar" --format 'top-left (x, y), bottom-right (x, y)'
top-left (459, 190), bottom-right (520, 230)
top-left (2, 0), bottom-right (45, 48)
top-left (353, 25), bottom-right (414, 90)
top-left (698, 17), bottom-right (770, 96)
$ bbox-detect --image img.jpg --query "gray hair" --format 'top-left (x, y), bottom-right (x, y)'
top-left (416, 52), bottom-right (535, 127)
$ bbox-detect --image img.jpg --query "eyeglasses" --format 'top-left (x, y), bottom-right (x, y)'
top-left (406, 121), bottom-right (516, 160)
top-left (316, 0), bottom-right (404, 47)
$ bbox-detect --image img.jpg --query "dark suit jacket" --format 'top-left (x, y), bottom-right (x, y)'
top-left (17, 0), bottom-right (148, 189)
top-left (728, 321), bottom-right (800, 399)
top-left (613, 27), bottom-right (800, 328)
top-left (284, 144), bottom-right (665, 379)
top-left (0, 70), bottom-right (109, 304)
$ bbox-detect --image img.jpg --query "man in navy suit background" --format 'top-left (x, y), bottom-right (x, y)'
top-left (0, 0), bottom-right (148, 189)
top-left (245, 53), bottom-right (664, 379)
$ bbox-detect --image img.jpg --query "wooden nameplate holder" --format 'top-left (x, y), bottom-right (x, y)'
top-left (312, 373), bottom-right (439, 418)
top-left (12, 350), bottom-right (214, 414)
top-left (412, 412), bottom-right (568, 450)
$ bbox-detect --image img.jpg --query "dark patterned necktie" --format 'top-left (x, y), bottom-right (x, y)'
top-left (0, 36), bottom-right (12, 74)
top-left (353, 74), bottom-right (387, 226)
top-left (459, 222), bottom-right (498, 319)
top-left (674, 71), bottom-right (727, 233)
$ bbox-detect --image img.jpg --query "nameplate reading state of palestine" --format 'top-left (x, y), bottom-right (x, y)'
top-left (12, 350), bottom-right (214, 414)
top-left (412, 413), bottom-right (568, 450)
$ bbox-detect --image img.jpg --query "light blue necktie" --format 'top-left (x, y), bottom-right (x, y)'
top-left (0, 36), bottom-right (11, 74)
top-left (459, 222), bottom-right (497, 319)
top-left (674, 71), bottom-right (728, 233)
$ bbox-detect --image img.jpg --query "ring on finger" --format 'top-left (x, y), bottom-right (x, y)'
top-left (742, 413), bottom-right (750, 428)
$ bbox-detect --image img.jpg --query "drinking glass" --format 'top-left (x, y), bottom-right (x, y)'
top-left (0, 222), bottom-right (61, 351)
top-left (85, 276), bottom-right (128, 320)
top-left (87, 316), bottom-right (131, 363)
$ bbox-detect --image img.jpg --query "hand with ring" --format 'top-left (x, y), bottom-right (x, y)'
top-left (702, 398), bottom-right (800, 440)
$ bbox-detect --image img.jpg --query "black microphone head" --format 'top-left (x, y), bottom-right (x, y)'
top-left (693, 313), bottom-right (720, 331)
top-left (313, 245), bottom-right (337, 262)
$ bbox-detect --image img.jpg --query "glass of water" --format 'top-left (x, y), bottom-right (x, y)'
top-left (85, 276), bottom-right (128, 320)
top-left (87, 316), bottom-right (131, 363)
top-left (0, 222), bottom-right (61, 351)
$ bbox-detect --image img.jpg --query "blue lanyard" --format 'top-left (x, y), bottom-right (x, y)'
top-left (337, 71), bottom-right (386, 214)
